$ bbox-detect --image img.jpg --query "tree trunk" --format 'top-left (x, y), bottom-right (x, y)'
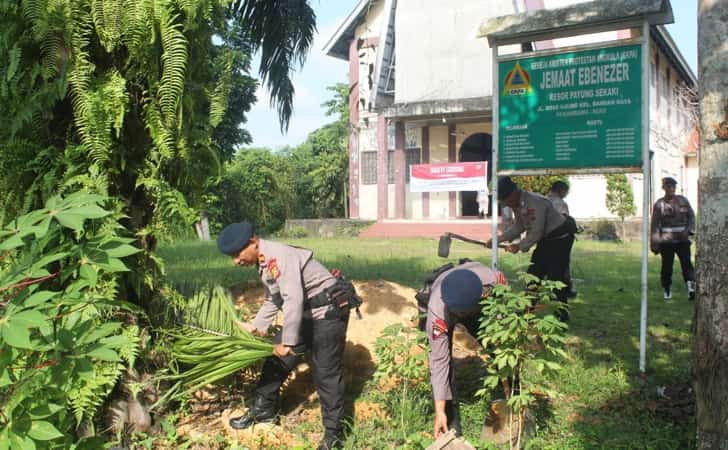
top-left (695, 2), bottom-right (728, 448)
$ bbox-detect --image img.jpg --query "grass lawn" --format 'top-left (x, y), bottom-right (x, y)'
top-left (159, 237), bottom-right (695, 449)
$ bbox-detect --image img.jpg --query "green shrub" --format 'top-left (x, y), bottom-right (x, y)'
top-left (594, 220), bottom-right (618, 241)
top-left (334, 221), bottom-right (375, 237)
top-left (477, 273), bottom-right (568, 449)
top-left (273, 225), bottom-right (310, 239)
top-left (373, 324), bottom-right (431, 441)
top-left (0, 192), bottom-right (141, 448)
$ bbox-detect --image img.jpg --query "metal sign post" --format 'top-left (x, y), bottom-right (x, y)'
top-left (491, 44), bottom-right (500, 270)
top-left (639, 20), bottom-right (651, 373)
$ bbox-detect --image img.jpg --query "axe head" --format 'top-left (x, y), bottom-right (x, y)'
top-left (437, 233), bottom-right (452, 258)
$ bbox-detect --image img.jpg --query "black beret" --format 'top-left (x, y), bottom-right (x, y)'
top-left (441, 269), bottom-right (483, 312)
top-left (662, 177), bottom-right (677, 187)
top-left (497, 177), bottom-right (518, 200)
top-left (217, 221), bottom-right (254, 256)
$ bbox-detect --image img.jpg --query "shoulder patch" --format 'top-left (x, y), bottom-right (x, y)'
top-left (268, 258), bottom-right (281, 279)
top-left (432, 318), bottom-right (448, 340)
top-left (496, 271), bottom-right (508, 285)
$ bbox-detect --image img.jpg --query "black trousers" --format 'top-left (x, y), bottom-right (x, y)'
top-left (528, 234), bottom-right (575, 304)
top-left (660, 241), bottom-right (695, 289)
top-left (255, 312), bottom-right (349, 434)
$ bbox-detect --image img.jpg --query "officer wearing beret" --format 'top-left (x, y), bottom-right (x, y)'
top-left (485, 177), bottom-right (576, 321)
top-left (425, 261), bottom-right (507, 438)
top-left (217, 222), bottom-right (354, 450)
top-left (650, 177), bottom-right (696, 300)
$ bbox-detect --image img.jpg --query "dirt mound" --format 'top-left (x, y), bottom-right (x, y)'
top-left (230, 279), bottom-right (480, 369)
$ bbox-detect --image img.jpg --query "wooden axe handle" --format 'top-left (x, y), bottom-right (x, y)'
top-left (444, 232), bottom-right (509, 249)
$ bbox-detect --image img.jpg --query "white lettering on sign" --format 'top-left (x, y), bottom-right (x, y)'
top-left (577, 63), bottom-right (629, 85)
top-left (539, 63), bottom-right (629, 89)
top-left (539, 68), bottom-right (577, 89)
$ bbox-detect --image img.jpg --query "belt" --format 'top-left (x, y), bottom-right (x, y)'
top-left (661, 226), bottom-right (686, 232)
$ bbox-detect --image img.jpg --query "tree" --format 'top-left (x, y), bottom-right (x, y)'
top-left (289, 83), bottom-right (349, 219)
top-left (205, 147), bottom-right (294, 234)
top-left (695, 1), bottom-right (728, 447)
top-left (605, 174), bottom-right (636, 241)
top-left (0, 0), bottom-right (316, 306)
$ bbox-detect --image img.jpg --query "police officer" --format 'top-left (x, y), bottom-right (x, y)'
top-left (217, 221), bottom-right (354, 450)
top-left (650, 177), bottom-right (696, 300)
top-left (548, 180), bottom-right (570, 216)
top-left (485, 177), bottom-right (576, 321)
top-left (548, 180), bottom-right (576, 298)
top-left (425, 261), bottom-right (506, 438)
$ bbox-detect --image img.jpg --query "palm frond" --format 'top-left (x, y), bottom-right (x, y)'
top-left (231, 0), bottom-right (316, 131)
top-left (155, 285), bottom-right (273, 402)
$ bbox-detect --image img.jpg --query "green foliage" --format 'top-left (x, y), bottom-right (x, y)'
top-left (605, 174), bottom-right (636, 240)
top-left (477, 273), bottom-right (568, 447)
top-left (1, 0), bottom-right (316, 302)
top-left (289, 83), bottom-right (349, 219)
top-left (204, 147), bottom-right (294, 234)
top-left (513, 175), bottom-right (568, 195)
top-left (374, 324), bottom-right (431, 441)
top-left (593, 219), bottom-right (618, 241)
top-left (201, 82), bottom-right (349, 233)
top-left (274, 226), bottom-right (310, 239)
top-left (0, 193), bottom-right (141, 448)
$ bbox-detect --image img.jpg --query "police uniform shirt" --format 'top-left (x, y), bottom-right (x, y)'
top-left (251, 239), bottom-right (337, 346)
top-left (426, 261), bottom-right (499, 401)
top-left (548, 193), bottom-right (570, 216)
top-left (651, 195), bottom-right (695, 243)
top-left (502, 191), bottom-right (567, 252)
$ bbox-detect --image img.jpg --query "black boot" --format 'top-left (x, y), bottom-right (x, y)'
top-left (317, 430), bottom-right (342, 450)
top-left (229, 397), bottom-right (277, 430)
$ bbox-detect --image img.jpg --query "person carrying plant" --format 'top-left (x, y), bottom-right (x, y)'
top-left (425, 261), bottom-right (507, 438)
top-left (217, 221), bottom-right (360, 450)
top-left (485, 177), bottom-right (576, 322)
top-left (650, 177), bottom-right (696, 301)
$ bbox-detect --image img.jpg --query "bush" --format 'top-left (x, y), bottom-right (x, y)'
top-left (273, 225), bottom-right (310, 239)
top-left (477, 273), bottom-right (568, 449)
top-left (334, 221), bottom-right (375, 237)
top-left (0, 192), bottom-right (141, 448)
top-left (594, 220), bottom-right (618, 241)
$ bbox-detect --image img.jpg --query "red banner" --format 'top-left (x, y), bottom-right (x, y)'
top-left (409, 162), bottom-right (488, 192)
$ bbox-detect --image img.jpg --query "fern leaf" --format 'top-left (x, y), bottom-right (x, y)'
top-left (158, 7), bottom-right (188, 125)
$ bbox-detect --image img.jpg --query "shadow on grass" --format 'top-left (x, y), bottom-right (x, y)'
top-left (559, 379), bottom-right (696, 450)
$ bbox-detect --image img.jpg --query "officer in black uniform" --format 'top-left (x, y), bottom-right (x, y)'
top-left (650, 177), bottom-right (696, 300)
top-left (217, 221), bottom-right (358, 450)
top-left (486, 177), bottom-right (576, 321)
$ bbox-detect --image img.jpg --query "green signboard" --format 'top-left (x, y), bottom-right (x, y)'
top-left (498, 44), bottom-right (642, 172)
